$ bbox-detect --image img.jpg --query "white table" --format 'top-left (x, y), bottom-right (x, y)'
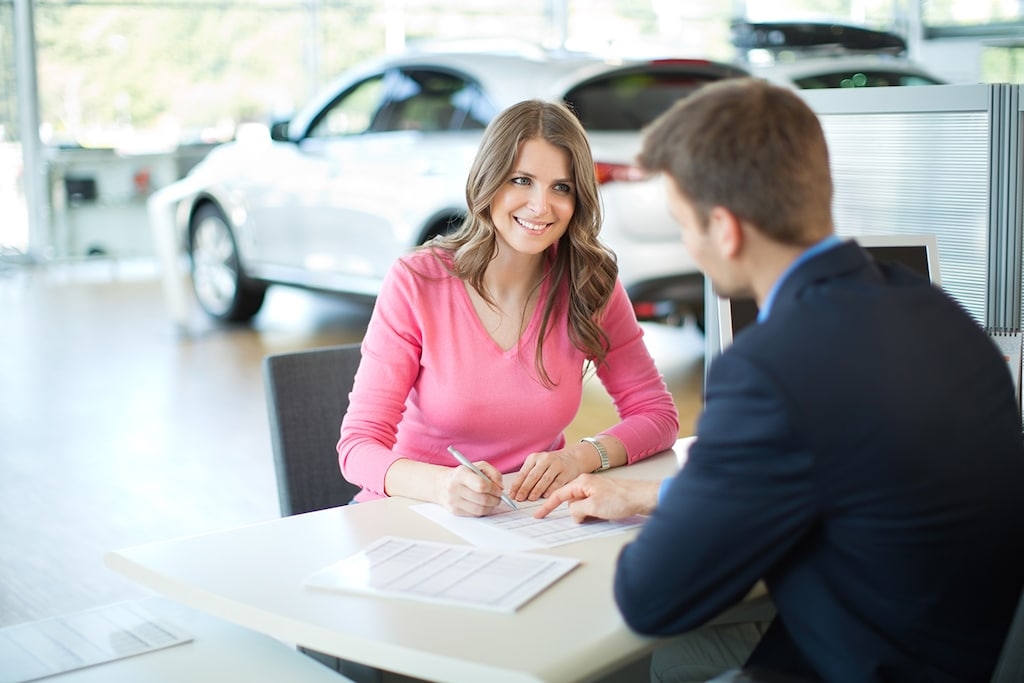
top-left (5, 597), bottom-right (352, 683)
top-left (106, 438), bottom-right (748, 683)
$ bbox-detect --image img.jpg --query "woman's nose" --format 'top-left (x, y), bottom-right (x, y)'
top-left (527, 188), bottom-right (550, 215)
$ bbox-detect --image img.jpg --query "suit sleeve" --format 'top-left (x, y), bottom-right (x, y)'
top-left (614, 349), bottom-right (818, 635)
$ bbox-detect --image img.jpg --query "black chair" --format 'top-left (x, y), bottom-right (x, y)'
top-left (263, 343), bottom-right (378, 683)
top-left (263, 343), bottom-right (363, 516)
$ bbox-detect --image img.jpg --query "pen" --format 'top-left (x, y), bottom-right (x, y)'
top-left (447, 445), bottom-right (518, 511)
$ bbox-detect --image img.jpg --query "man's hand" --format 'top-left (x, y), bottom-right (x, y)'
top-left (533, 474), bottom-right (661, 523)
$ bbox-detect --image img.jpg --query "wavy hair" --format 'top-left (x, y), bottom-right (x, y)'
top-left (423, 99), bottom-right (618, 386)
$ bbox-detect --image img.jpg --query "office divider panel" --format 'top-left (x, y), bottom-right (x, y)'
top-left (809, 84), bottom-right (993, 325)
top-left (1003, 86), bottom-right (1023, 330)
top-left (704, 84), bottom-right (1024, 364)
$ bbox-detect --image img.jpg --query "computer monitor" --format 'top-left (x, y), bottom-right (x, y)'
top-left (715, 233), bottom-right (941, 353)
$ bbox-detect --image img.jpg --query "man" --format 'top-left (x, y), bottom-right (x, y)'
top-left (537, 78), bottom-right (1024, 682)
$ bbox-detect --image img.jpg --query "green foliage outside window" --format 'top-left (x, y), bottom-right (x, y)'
top-left (30, 1), bottom-right (385, 146)
top-left (3, 0), bottom-right (1023, 148)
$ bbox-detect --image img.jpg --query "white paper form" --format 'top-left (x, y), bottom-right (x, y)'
top-left (305, 536), bottom-right (579, 613)
top-left (412, 498), bottom-right (647, 552)
top-left (0, 601), bottom-right (193, 683)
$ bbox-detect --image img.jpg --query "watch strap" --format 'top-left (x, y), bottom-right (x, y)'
top-left (580, 436), bottom-right (611, 472)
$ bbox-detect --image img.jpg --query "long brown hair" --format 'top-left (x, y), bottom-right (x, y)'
top-left (424, 99), bottom-right (618, 386)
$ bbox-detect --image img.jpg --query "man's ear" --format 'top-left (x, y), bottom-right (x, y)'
top-left (708, 206), bottom-right (743, 259)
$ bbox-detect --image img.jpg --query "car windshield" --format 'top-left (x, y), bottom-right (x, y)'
top-left (793, 70), bottom-right (943, 88)
top-left (565, 67), bottom-right (735, 131)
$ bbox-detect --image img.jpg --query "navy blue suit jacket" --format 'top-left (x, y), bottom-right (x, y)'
top-left (614, 241), bottom-right (1024, 682)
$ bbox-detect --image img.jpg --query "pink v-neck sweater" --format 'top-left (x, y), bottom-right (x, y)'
top-left (338, 250), bottom-right (679, 501)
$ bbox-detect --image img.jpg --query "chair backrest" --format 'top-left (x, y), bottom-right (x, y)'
top-left (263, 343), bottom-right (363, 516)
top-left (991, 587), bottom-right (1024, 683)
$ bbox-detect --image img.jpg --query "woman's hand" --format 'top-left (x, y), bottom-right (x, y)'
top-left (508, 446), bottom-right (590, 502)
top-left (437, 459), bottom-right (507, 517)
top-left (510, 436), bottom-right (626, 502)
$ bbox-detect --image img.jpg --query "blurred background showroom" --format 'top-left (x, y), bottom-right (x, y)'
top-left (2, 0), bottom-right (1022, 653)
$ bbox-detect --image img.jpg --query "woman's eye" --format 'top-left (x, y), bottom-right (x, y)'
top-left (554, 183), bottom-right (573, 194)
top-left (511, 176), bottom-right (530, 186)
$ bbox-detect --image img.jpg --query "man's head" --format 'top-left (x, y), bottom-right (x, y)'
top-left (638, 78), bottom-right (835, 297)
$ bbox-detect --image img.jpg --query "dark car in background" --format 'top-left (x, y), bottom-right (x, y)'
top-left (731, 20), bottom-right (945, 89)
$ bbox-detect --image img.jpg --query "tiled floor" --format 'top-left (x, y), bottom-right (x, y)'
top-left (0, 256), bottom-right (706, 635)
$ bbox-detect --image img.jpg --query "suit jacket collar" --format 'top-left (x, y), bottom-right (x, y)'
top-left (765, 239), bottom-right (874, 321)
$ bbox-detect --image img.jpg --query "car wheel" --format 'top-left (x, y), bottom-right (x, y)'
top-left (188, 203), bottom-right (266, 322)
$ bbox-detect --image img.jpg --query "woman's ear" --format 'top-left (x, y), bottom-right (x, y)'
top-left (707, 206), bottom-right (743, 260)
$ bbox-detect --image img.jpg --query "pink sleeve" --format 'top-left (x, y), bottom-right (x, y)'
top-left (337, 259), bottom-right (422, 498)
top-left (595, 282), bottom-right (680, 462)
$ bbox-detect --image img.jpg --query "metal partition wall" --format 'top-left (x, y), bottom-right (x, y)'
top-left (704, 83), bottom-right (1024, 363)
top-left (1002, 85), bottom-right (1024, 329)
top-left (814, 85), bottom-right (992, 325)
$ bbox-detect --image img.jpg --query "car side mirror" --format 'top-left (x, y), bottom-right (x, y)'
top-left (269, 120), bottom-right (292, 142)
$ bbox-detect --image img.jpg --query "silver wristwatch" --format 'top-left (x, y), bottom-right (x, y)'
top-left (580, 436), bottom-right (610, 472)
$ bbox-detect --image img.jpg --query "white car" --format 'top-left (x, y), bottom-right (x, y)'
top-left (731, 20), bottom-right (945, 89)
top-left (175, 45), bottom-right (749, 326)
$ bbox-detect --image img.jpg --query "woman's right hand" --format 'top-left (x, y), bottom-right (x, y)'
top-left (437, 459), bottom-right (507, 517)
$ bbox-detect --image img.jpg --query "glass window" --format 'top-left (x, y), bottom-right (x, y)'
top-left (369, 69), bottom-right (492, 133)
top-left (744, 0), bottom-right (900, 34)
top-left (566, 67), bottom-right (738, 131)
top-left (307, 75), bottom-right (387, 138)
top-left (922, 0), bottom-right (1024, 40)
top-left (924, 0), bottom-right (1024, 29)
top-left (982, 45), bottom-right (1024, 83)
top-left (449, 84), bottom-right (495, 131)
top-left (793, 70), bottom-right (945, 88)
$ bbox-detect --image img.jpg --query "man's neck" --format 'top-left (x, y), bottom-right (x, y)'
top-left (753, 234), bottom-right (842, 321)
top-left (745, 238), bottom-right (810, 308)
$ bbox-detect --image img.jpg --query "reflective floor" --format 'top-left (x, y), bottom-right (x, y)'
top-left (0, 257), bottom-right (706, 630)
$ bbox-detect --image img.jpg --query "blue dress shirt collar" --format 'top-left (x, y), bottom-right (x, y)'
top-left (757, 235), bottom-right (842, 323)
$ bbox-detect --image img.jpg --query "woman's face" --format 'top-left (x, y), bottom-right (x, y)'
top-left (489, 137), bottom-right (575, 259)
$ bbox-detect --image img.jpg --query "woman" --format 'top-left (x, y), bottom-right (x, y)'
top-left (337, 99), bottom-right (678, 516)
